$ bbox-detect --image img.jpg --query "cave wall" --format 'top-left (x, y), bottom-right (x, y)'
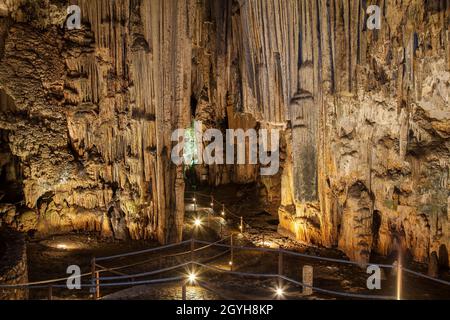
top-left (231, 0), bottom-right (449, 265)
top-left (0, 0), bottom-right (448, 266)
top-left (0, 0), bottom-right (199, 243)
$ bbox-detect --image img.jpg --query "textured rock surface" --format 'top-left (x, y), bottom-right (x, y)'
top-left (255, 0), bottom-right (450, 265)
top-left (0, 0), bottom-right (194, 243)
top-left (0, 0), bottom-right (448, 268)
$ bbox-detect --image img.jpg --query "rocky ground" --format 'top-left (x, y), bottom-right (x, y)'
top-left (24, 185), bottom-right (450, 300)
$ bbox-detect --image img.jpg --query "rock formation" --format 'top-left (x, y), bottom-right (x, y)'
top-left (0, 0), bottom-right (448, 267)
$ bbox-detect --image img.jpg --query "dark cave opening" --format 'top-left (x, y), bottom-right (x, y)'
top-left (190, 94), bottom-right (197, 118)
top-left (371, 210), bottom-right (382, 250)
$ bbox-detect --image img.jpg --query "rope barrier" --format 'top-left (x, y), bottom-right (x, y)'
top-left (94, 276), bottom-right (184, 289)
top-left (98, 262), bottom-right (192, 281)
top-left (98, 239), bottom-right (232, 282)
top-left (0, 238), bottom-right (228, 290)
top-left (1, 233), bottom-right (446, 291)
top-left (191, 262), bottom-right (396, 300)
top-left (95, 263), bottom-right (129, 276)
top-left (0, 272), bottom-right (92, 288)
top-left (1, 276), bottom-right (185, 290)
top-left (96, 240), bottom-right (191, 262)
top-left (193, 239), bottom-right (394, 268)
top-left (193, 236), bottom-right (231, 252)
top-left (185, 191), bottom-right (241, 219)
top-left (95, 236), bottom-right (231, 274)
top-left (1, 241), bottom-right (448, 300)
top-left (55, 276), bottom-right (185, 289)
top-left (280, 275), bottom-right (396, 300)
top-left (2, 189), bottom-right (448, 300)
top-left (402, 268), bottom-right (450, 286)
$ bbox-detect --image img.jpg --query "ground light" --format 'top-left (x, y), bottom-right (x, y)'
top-left (274, 286), bottom-right (285, 299)
top-left (187, 271), bottom-right (197, 284)
top-left (194, 218), bottom-right (202, 227)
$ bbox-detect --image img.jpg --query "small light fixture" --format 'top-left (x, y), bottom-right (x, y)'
top-left (193, 197), bottom-right (196, 202)
top-left (57, 244), bottom-right (68, 250)
top-left (187, 272), bottom-right (197, 284)
top-left (221, 211), bottom-right (225, 216)
top-left (194, 218), bottom-right (202, 227)
top-left (228, 261), bottom-right (233, 266)
top-left (275, 287), bottom-right (285, 298)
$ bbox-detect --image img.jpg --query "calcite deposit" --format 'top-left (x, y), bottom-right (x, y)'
top-left (0, 0), bottom-right (448, 268)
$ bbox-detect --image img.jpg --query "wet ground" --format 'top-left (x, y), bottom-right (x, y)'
top-left (103, 283), bottom-right (221, 300)
top-left (23, 184), bottom-right (450, 300)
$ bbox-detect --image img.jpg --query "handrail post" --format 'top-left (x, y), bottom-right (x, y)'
top-left (302, 265), bottom-right (313, 296)
top-left (230, 233), bottom-right (234, 271)
top-left (95, 271), bottom-right (100, 300)
top-left (48, 285), bottom-right (53, 300)
top-left (190, 238), bottom-right (195, 263)
top-left (396, 253), bottom-right (402, 300)
top-left (90, 257), bottom-right (96, 299)
top-left (182, 283), bottom-right (187, 300)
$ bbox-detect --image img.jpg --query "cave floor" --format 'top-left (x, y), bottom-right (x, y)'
top-left (25, 184), bottom-right (450, 300)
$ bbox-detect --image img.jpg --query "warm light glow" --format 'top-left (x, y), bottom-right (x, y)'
top-left (228, 261), bottom-right (233, 266)
top-left (57, 243), bottom-right (68, 250)
top-left (275, 287), bottom-right (285, 298)
top-left (194, 218), bottom-right (202, 227)
top-left (257, 240), bottom-right (277, 248)
top-left (187, 272), bottom-right (197, 284)
top-left (210, 202), bottom-right (214, 207)
top-left (193, 198), bottom-right (196, 202)
top-left (221, 211), bottom-right (225, 216)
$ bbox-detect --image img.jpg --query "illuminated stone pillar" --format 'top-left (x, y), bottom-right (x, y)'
top-left (289, 0), bottom-right (318, 203)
